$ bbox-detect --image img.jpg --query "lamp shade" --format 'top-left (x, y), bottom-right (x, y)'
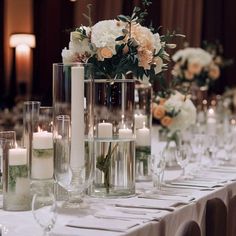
top-left (9, 34), bottom-right (36, 48)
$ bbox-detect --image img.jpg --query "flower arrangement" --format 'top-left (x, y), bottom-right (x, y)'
top-left (152, 91), bottom-right (197, 134)
top-left (62, 1), bottom-right (181, 82)
top-left (171, 47), bottom-right (220, 90)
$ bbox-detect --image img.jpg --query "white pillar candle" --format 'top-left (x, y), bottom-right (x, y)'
top-left (118, 127), bottom-right (133, 139)
top-left (135, 114), bottom-right (146, 129)
top-left (33, 131), bottom-right (53, 149)
top-left (136, 126), bottom-right (151, 146)
top-left (32, 131), bottom-right (53, 179)
top-left (8, 148), bottom-right (27, 166)
top-left (98, 122), bottom-right (113, 138)
top-left (71, 66), bottom-right (85, 168)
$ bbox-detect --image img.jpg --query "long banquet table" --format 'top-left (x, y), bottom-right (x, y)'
top-left (0, 166), bottom-right (236, 236)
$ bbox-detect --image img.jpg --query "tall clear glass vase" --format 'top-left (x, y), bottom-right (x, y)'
top-left (89, 74), bottom-right (136, 198)
top-left (134, 81), bottom-right (152, 181)
top-left (53, 63), bottom-right (94, 207)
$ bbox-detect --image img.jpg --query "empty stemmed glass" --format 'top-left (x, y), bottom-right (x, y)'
top-left (32, 188), bottom-right (57, 236)
top-left (54, 115), bottom-right (94, 208)
top-left (150, 152), bottom-right (166, 191)
top-left (224, 132), bottom-right (235, 162)
top-left (175, 142), bottom-right (191, 178)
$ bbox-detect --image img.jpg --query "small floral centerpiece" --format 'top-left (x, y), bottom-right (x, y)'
top-left (62, 1), bottom-right (180, 82)
top-left (152, 90), bottom-right (197, 140)
top-left (172, 47), bottom-right (219, 92)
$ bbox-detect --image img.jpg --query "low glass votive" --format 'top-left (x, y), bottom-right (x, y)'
top-left (0, 131), bottom-right (16, 190)
top-left (23, 102), bottom-right (54, 192)
top-left (3, 141), bottom-right (31, 211)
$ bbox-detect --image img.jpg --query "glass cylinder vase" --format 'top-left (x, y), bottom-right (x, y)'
top-left (23, 101), bottom-right (54, 193)
top-left (2, 137), bottom-right (31, 211)
top-left (134, 81), bottom-right (152, 181)
top-left (90, 75), bottom-right (135, 198)
top-left (53, 63), bottom-right (94, 204)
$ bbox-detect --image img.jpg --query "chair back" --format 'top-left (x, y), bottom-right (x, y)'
top-left (227, 195), bottom-right (236, 236)
top-left (176, 220), bottom-right (201, 236)
top-left (206, 198), bottom-right (227, 236)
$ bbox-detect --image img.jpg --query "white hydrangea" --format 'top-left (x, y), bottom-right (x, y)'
top-left (172, 47), bottom-right (212, 67)
top-left (154, 33), bottom-right (162, 54)
top-left (61, 48), bottom-right (77, 63)
top-left (91, 20), bottom-right (126, 55)
top-left (164, 91), bottom-right (185, 113)
top-left (169, 98), bottom-right (196, 132)
top-left (62, 26), bottom-right (93, 63)
top-left (164, 91), bottom-right (197, 132)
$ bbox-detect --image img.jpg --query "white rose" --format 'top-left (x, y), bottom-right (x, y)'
top-left (91, 20), bottom-right (126, 57)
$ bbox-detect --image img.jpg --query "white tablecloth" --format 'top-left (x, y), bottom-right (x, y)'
top-left (0, 168), bottom-right (235, 236)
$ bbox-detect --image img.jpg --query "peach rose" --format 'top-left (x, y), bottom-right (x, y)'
top-left (187, 61), bottom-right (202, 75)
top-left (208, 64), bottom-right (220, 80)
top-left (184, 70), bottom-right (194, 80)
top-left (100, 47), bottom-right (113, 59)
top-left (153, 105), bottom-right (165, 119)
top-left (159, 98), bottom-right (166, 106)
top-left (152, 102), bottom-right (158, 113)
top-left (161, 116), bottom-right (173, 127)
top-left (138, 48), bottom-right (153, 70)
top-left (123, 45), bottom-right (129, 54)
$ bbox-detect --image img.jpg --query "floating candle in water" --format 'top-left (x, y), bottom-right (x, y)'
top-left (98, 122), bottom-right (113, 138)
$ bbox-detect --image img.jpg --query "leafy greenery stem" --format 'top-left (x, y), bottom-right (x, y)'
top-left (96, 142), bottom-right (118, 194)
top-left (104, 143), bottom-right (118, 194)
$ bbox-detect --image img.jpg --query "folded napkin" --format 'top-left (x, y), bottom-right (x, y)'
top-left (94, 209), bottom-right (160, 222)
top-left (170, 179), bottom-right (222, 188)
top-left (138, 193), bottom-right (194, 203)
top-left (114, 197), bottom-right (176, 211)
top-left (163, 183), bottom-right (214, 190)
top-left (66, 215), bottom-right (139, 232)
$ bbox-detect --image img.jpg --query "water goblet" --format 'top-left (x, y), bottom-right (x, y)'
top-left (32, 188), bottom-right (57, 236)
top-left (224, 132), bottom-right (235, 162)
top-left (150, 152), bottom-right (166, 191)
top-left (175, 142), bottom-right (191, 178)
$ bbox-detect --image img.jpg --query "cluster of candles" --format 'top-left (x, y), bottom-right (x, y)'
top-left (96, 113), bottom-right (151, 147)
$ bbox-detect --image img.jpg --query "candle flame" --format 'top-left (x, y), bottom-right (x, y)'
top-left (208, 108), bottom-right (214, 115)
top-left (231, 119), bottom-right (236, 125)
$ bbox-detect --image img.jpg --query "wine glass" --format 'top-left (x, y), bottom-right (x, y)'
top-left (150, 152), bottom-right (166, 191)
top-left (175, 142), bottom-right (191, 178)
top-left (224, 132), bottom-right (235, 162)
top-left (54, 115), bottom-right (94, 208)
top-left (32, 188), bottom-right (57, 236)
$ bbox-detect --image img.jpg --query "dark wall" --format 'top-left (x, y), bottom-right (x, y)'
top-left (33, 0), bottom-right (74, 105)
top-left (0, 0), bottom-right (5, 97)
top-left (202, 0), bottom-right (236, 92)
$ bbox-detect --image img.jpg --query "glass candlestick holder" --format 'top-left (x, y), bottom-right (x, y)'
top-left (53, 63), bottom-right (94, 205)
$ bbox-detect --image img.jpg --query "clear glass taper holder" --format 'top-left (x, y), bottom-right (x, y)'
top-left (135, 81), bottom-right (152, 182)
top-left (54, 115), bottom-right (94, 208)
